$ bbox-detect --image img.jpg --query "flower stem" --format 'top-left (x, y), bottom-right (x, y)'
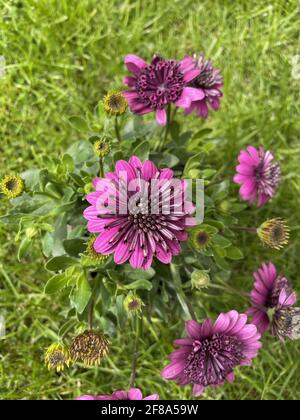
top-left (163, 104), bottom-right (172, 145)
top-left (88, 298), bottom-right (94, 330)
top-left (99, 157), bottom-right (104, 178)
top-left (229, 225), bottom-right (257, 234)
top-left (114, 116), bottom-right (121, 143)
top-left (210, 283), bottom-right (250, 300)
top-left (129, 315), bottom-right (140, 388)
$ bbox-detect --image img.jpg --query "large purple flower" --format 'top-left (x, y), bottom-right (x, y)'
top-left (84, 156), bottom-right (195, 270)
top-left (161, 311), bottom-right (261, 396)
top-left (123, 54), bottom-right (204, 125)
top-left (233, 146), bottom-right (281, 207)
top-left (76, 388), bottom-right (159, 400)
top-left (247, 262), bottom-right (297, 336)
top-left (185, 53), bottom-right (223, 118)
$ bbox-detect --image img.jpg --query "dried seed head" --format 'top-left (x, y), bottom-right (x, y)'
top-left (70, 330), bottom-right (109, 366)
top-left (271, 306), bottom-right (300, 341)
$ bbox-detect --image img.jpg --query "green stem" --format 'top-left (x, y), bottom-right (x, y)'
top-left (129, 315), bottom-right (140, 388)
top-left (88, 299), bottom-right (94, 330)
top-left (115, 116), bottom-right (121, 143)
top-left (229, 225), bottom-right (257, 234)
top-left (163, 105), bottom-right (171, 145)
top-left (170, 263), bottom-right (197, 321)
top-left (99, 157), bottom-right (104, 178)
top-left (0, 266), bottom-right (19, 299)
top-left (210, 283), bottom-right (250, 300)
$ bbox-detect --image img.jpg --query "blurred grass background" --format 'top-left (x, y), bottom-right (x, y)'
top-left (0, 0), bottom-right (300, 400)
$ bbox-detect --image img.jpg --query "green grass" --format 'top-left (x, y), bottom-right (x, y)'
top-left (1, 0), bottom-right (300, 400)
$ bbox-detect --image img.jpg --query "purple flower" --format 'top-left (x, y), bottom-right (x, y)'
top-left (185, 53), bottom-right (223, 118)
top-left (76, 388), bottom-right (159, 400)
top-left (123, 54), bottom-right (204, 125)
top-left (161, 311), bottom-right (261, 396)
top-left (83, 156), bottom-right (195, 270)
top-left (247, 262), bottom-right (297, 335)
top-left (233, 146), bottom-right (281, 207)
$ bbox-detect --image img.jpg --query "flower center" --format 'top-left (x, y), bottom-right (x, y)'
top-left (128, 213), bottom-right (166, 234)
top-left (193, 68), bottom-right (215, 88)
top-left (255, 159), bottom-right (280, 196)
top-left (136, 56), bottom-right (184, 110)
top-left (49, 351), bottom-right (65, 366)
top-left (196, 231), bottom-right (209, 245)
top-left (268, 276), bottom-right (292, 308)
top-left (184, 334), bottom-right (243, 387)
top-left (109, 95), bottom-right (123, 110)
top-left (5, 179), bottom-right (18, 192)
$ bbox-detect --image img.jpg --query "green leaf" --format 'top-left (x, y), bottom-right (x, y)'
top-left (21, 169), bottom-right (41, 189)
top-left (159, 153), bottom-right (180, 168)
top-left (132, 140), bottom-right (150, 161)
top-left (68, 115), bottom-right (89, 132)
top-left (63, 238), bottom-right (86, 258)
top-left (42, 232), bottom-right (54, 258)
top-left (124, 279), bottom-right (153, 291)
top-left (71, 272), bottom-right (92, 314)
top-left (123, 266), bottom-right (156, 281)
top-left (18, 236), bottom-right (32, 260)
top-left (62, 154), bottom-right (75, 172)
top-left (213, 235), bottom-right (232, 248)
top-left (226, 246), bottom-right (244, 260)
top-left (45, 256), bottom-right (78, 272)
top-left (44, 273), bottom-right (68, 294)
top-left (67, 141), bottom-right (94, 165)
top-left (183, 152), bottom-right (202, 176)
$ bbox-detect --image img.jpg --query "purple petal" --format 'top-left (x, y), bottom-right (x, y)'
top-left (124, 54), bottom-right (146, 75)
top-left (183, 68), bottom-right (200, 83)
top-left (186, 320), bottom-right (201, 339)
top-left (123, 76), bottom-right (136, 87)
top-left (161, 360), bottom-right (185, 379)
top-left (192, 384), bottom-right (204, 396)
top-left (226, 372), bottom-right (235, 384)
top-left (214, 313), bottom-right (230, 333)
top-left (142, 160), bottom-right (158, 180)
top-left (129, 245), bottom-right (144, 269)
top-left (128, 388), bottom-right (143, 400)
top-left (114, 241), bottom-right (131, 264)
top-left (112, 390), bottom-right (128, 400)
top-left (156, 108), bottom-right (167, 125)
top-left (144, 394), bottom-right (160, 400)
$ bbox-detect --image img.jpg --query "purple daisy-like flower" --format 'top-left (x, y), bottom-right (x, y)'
top-left (76, 388), bottom-right (159, 400)
top-left (161, 311), bottom-right (261, 396)
top-left (247, 262), bottom-right (297, 336)
top-left (83, 156), bottom-right (195, 270)
top-left (185, 53), bottom-right (223, 118)
top-left (233, 146), bottom-right (281, 207)
top-left (123, 54), bottom-right (204, 125)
